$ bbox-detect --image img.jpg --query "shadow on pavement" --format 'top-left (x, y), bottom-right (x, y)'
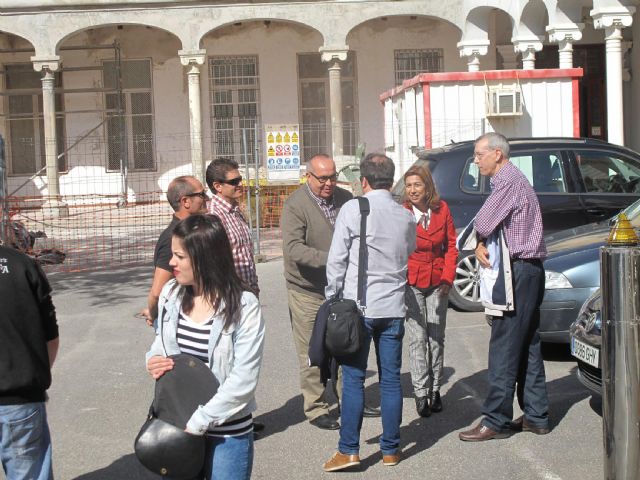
top-left (253, 395), bottom-right (307, 441)
top-left (50, 265), bottom-right (151, 308)
top-left (73, 454), bottom-right (159, 480)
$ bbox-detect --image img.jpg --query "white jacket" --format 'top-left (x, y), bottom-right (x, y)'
top-left (146, 280), bottom-right (265, 434)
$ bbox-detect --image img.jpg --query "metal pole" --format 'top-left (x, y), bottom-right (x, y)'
top-left (242, 128), bottom-right (253, 234)
top-left (114, 41), bottom-right (128, 208)
top-left (600, 215), bottom-right (640, 480)
top-left (0, 135), bottom-right (9, 246)
top-left (253, 123), bottom-right (261, 256)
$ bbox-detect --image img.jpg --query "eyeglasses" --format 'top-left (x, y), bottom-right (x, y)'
top-left (308, 172), bottom-right (338, 184)
top-left (474, 149), bottom-right (496, 159)
top-left (219, 176), bottom-right (243, 187)
top-left (184, 190), bottom-right (208, 200)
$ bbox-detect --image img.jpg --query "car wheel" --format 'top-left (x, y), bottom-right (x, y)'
top-left (450, 252), bottom-right (483, 312)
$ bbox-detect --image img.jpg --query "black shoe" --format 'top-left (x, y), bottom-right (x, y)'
top-left (415, 396), bottom-right (431, 417)
top-left (363, 404), bottom-right (381, 418)
top-left (310, 414), bottom-right (340, 430)
top-left (430, 391), bottom-right (442, 413)
top-left (253, 421), bottom-right (265, 432)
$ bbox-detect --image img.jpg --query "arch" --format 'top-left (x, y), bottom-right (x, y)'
top-left (55, 21), bottom-right (183, 54)
top-left (461, 6), bottom-right (515, 41)
top-left (198, 18), bottom-right (324, 48)
top-left (346, 13), bottom-right (462, 45)
top-left (516, 0), bottom-right (550, 37)
top-left (0, 30), bottom-right (36, 50)
top-left (549, 0), bottom-right (584, 26)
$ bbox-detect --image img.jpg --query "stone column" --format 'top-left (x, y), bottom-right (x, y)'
top-left (320, 47), bottom-right (348, 160)
top-left (592, 7), bottom-right (635, 146)
top-left (457, 40), bottom-right (491, 72)
top-left (179, 50), bottom-right (207, 182)
top-left (32, 56), bottom-right (68, 217)
top-left (547, 25), bottom-right (584, 69)
top-left (512, 37), bottom-right (543, 70)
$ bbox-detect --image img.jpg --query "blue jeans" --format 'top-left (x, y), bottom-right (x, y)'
top-left (338, 317), bottom-right (404, 456)
top-left (0, 402), bottom-right (53, 480)
top-left (481, 259), bottom-right (549, 431)
top-left (202, 432), bottom-right (253, 480)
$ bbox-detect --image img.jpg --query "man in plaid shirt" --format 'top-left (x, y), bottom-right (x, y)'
top-left (206, 158), bottom-right (259, 295)
top-left (459, 132), bottom-right (549, 442)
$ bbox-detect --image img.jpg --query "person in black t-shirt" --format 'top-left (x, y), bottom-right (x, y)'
top-left (141, 175), bottom-right (208, 326)
top-left (0, 245), bottom-right (59, 479)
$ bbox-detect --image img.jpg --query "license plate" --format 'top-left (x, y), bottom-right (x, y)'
top-left (571, 337), bottom-right (600, 368)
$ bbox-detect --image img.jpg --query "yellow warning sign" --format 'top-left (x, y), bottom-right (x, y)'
top-left (276, 133), bottom-right (283, 143)
top-left (268, 146), bottom-right (275, 156)
top-left (284, 132), bottom-right (291, 142)
top-left (267, 133), bottom-right (274, 143)
top-left (292, 132), bottom-right (299, 143)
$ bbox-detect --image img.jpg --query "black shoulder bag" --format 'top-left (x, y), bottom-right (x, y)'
top-left (324, 196), bottom-right (369, 357)
top-left (135, 306), bottom-right (219, 480)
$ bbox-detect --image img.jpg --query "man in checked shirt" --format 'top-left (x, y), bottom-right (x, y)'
top-left (459, 132), bottom-right (550, 442)
top-left (206, 158), bottom-right (260, 295)
top-left (206, 157), bottom-right (264, 433)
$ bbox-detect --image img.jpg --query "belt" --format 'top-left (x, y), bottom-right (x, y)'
top-left (512, 257), bottom-right (542, 265)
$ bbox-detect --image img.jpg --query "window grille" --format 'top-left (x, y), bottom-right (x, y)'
top-left (103, 59), bottom-right (155, 171)
top-left (394, 49), bottom-right (443, 85)
top-left (2, 64), bottom-right (66, 175)
top-left (297, 53), bottom-right (358, 161)
top-left (209, 56), bottom-right (260, 164)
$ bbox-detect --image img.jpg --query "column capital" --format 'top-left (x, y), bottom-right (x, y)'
top-left (319, 46), bottom-right (349, 63)
top-left (31, 56), bottom-right (61, 72)
top-left (457, 40), bottom-right (490, 58)
top-left (179, 49), bottom-right (207, 66)
top-left (546, 24), bottom-right (584, 44)
top-left (511, 36), bottom-right (543, 55)
top-left (591, 7), bottom-right (635, 30)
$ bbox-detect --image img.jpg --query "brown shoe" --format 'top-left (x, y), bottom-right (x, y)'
top-left (323, 452), bottom-right (361, 472)
top-left (459, 422), bottom-right (513, 442)
top-left (511, 415), bottom-right (550, 435)
top-left (382, 453), bottom-right (401, 466)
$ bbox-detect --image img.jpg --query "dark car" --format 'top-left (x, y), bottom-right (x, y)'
top-left (570, 289), bottom-right (602, 395)
top-left (392, 137), bottom-right (640, 311)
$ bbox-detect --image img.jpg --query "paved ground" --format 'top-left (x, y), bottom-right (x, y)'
top-left (2, 259), bottom-right (605, 480)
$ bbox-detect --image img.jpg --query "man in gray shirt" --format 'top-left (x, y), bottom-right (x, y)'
top-left (323, 154), bottom-right (416, 472)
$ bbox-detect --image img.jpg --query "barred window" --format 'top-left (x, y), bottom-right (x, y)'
top-left (209, 56), bottom-right (260, 164)
top-left (3, 64), bottom-right (66, 175)
top-left (394, 49), bottom-right (444, 85)
top-left (297, 52), bottom-right (358, 162)
top-left (103, 59), bottom-right (155, 171)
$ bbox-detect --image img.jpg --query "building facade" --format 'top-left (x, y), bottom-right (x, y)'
top-left (0, 0), bottom-right (637, 214)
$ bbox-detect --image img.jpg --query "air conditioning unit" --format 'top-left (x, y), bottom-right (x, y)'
top-left (486, 86), bottom-right (523, 117)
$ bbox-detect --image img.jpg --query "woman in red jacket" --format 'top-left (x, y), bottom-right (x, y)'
top-left (404, 165), bottom-right (458, 417)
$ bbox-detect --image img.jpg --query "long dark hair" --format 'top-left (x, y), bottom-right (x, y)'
top-left (171, 214), bottom-right (245, 330)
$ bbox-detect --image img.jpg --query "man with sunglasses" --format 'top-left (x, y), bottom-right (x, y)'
top-left (206, 158), bottom-right (259, 295)
top-left (281, 154), bottom-right (354, 430)
top-left (141, 175), bottom-right (208, 326)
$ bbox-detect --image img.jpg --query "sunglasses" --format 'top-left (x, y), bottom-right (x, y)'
top-left (184, 191), bottom-right (208, 200)
top-left (308, 172), bottom-right (338, 184)
top-left (219, 176), bottom-right (243, 187)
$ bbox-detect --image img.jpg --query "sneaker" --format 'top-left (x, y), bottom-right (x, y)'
top-left (382, 453), bottom-right (401, 466)
top-left (323, 452), bottom-right (361, 472)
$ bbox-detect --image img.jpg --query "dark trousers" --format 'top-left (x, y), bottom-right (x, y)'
top-left (481, 259), bottom-right (549, 431)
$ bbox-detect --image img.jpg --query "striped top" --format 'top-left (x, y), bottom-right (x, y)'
top-left (176, 309), bottom-right (253, 437)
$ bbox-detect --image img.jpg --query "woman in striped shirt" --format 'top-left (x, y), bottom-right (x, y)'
top-left (146, 214), bottom-right (265, 480)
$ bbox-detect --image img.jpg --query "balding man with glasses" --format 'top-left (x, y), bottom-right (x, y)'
top-left (141, 175), bottom-right (208, 326)
top-left (281, 154), bottom-right (353, 430)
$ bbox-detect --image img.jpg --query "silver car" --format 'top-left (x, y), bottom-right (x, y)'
top-left (569, 289), bottom-right (602, 395)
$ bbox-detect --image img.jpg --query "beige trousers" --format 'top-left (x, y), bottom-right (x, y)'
top-left (287, 288), bottom-right (340, 420)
